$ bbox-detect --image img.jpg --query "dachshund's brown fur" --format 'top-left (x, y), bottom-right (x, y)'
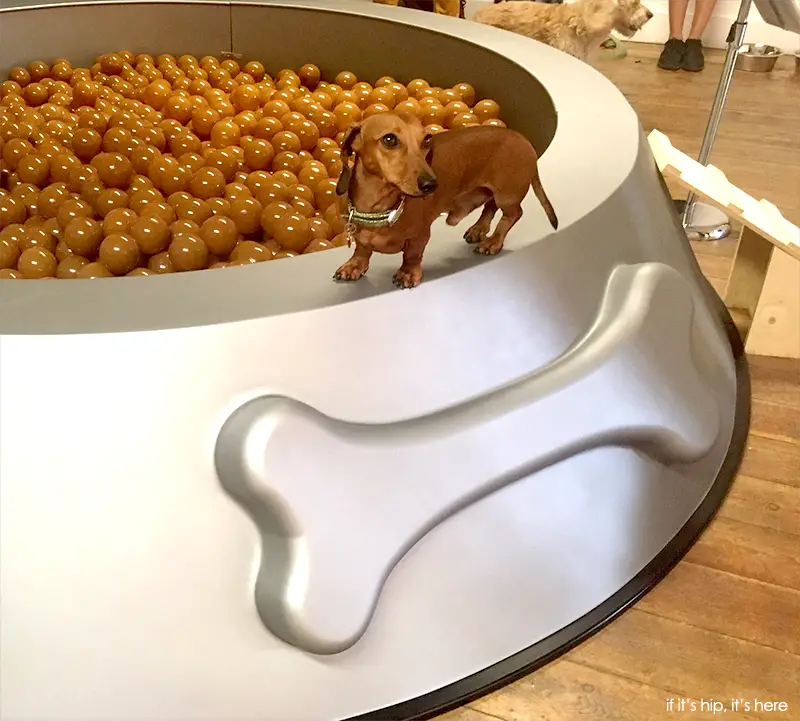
top-left (333, 112), bottom-right (557, 289)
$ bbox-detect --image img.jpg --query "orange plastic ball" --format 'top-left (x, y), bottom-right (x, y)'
top-left (56, 254), bottom-right (89, 278)
top-left (100, 53), bottom-right (125, 76)
top-left (252, 117), bottom-right (283, 141)
top-left (252, 179), bottom-right (288, 207)
top-left (8, 67), bottom-right (31, 87)
top-left (443, 101), bottom-right (470, 127)
top-left (230, 239), bottom-right (273, 263)
top-left (210, 119), bottom-right (241, 149)
top-left (63, 216), bottom-right (103, 257)
top-left (140, 202), bottom-right (177, 225)
top-left (260, 200), bottom-right (292, 237)
top-left (130, 215), bottom-right (171, 255)
top-left (164, 93), bottom-right (194, 124)
top-left (272, 153), bottom-right (303, 176)
top-left (263, 99), bottom-right (291, 120)
top-left (56, 197), bottom-right (93, 230)
top-left (188, 167), bottom-right (226, 199)
top-left (472, 99), bottom-right (501, 122)
top-left (16, 155), bottom-right (50, 188)
top-left (92, 152), bottom-right (134, 189)
top-left (334, 71), bottom-right (357, 90)
top-left (243, 61), bottom-right (266, 82)
top-left (298, 162), bottom-right (328, 188)
top-left (142, 79), bottom-right (173, 110)
top-left (1, 138), bottom-right (34, 171)
top-left (76, 261), bottom-right (114, 278)
top-left (297, 64), bottom-right (321, 90)
top-left (231, 84), bottom-right (260, 112)
top-left (314, 178), bottom-right (339, 211)
top-left (394, 99), bottom-right (420, 118)
top-left (71, 127), bottom-right (103, 162)
top-left (454, 82), bottom-right (477, 106)
top-left (36, 182), bottom-right (70, 219)
top-left (18, 246), bottom-right (57, 278)
top-left (271, 211), bottom-right (312, 252)
top-left (199, 215), bottom-right (238, 256)
top-left (159, 165), bottom-right (192, 196)
top-left (98, 232), bottom-right (141, 274)
top-left (242, 139), bottom-right (275, 172)
top-left (129, 187), bottom-right (164, 214)
top-left (168, 233), bottom-right (209, 271)
top-left (450, 112), bottom-right (480, 128)
top-left (94, 188), bottom-right (130, 218)
top-left (228, 196), bottom-right (263, 235)
top-left (102, 126), bottom-right (137, 155)
top-left (176, 198), bottom-right (213, 226)
top-left (22, 83), bottom-right (49, 107)
top-left (204, 149), bottom-right (239, 182)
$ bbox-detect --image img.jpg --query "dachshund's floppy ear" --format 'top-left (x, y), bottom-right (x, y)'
top-left (336, 122), bottom-right (362, 196)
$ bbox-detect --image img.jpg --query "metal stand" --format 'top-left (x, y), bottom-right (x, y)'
top-left (675, 199), bottom-right (731, 241)
top-left (677, 0), bottom-right (754, 240)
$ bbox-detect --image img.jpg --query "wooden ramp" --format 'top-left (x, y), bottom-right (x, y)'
top-left (649, 129), bottom-right (800, 347)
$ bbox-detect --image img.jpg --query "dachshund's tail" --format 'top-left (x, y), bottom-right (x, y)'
top-left (531, 170), bottom-right (559, 230)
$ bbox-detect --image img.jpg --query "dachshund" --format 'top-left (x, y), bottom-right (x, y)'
top-left (333, 112), bottom-right (558, 289)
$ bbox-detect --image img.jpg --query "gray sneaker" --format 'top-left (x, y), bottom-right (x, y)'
top-left (683, 39), bottom-right (705, 71)
top-left (658, 38), bottom-right (686, 71)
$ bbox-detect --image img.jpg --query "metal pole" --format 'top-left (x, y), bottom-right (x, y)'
top-left (682, 0), bottom-right (754, 227)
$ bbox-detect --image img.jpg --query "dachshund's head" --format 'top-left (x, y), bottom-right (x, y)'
top-left (336, 112), bottom-right (438, 198)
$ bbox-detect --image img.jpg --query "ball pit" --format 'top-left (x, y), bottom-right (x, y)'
top-left (0, 51), bottom-right (508, 279)
top-left (0, 3), bottom-right (748, 721)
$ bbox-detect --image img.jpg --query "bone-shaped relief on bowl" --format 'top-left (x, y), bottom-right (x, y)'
top-left (214, 262), bottom-right (721, 655)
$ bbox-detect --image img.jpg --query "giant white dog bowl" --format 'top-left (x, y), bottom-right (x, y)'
top-left (0, 2), bottom-right (749, 720)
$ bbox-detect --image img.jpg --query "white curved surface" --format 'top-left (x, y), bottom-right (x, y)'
top-left (0, 3), bottom-right (740, 721)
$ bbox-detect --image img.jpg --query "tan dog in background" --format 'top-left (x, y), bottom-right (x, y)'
top-left (473, 0), bottom-right (652, 62)
top-left (372, 0), bottom-right (464, 18)
top-left (333, 112), bottom-right (558, 289)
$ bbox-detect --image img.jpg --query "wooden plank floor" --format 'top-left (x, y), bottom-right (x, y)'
top-left (436, 45), bottom-right (800, 721)
top-left (601, 43), bottom-right (800, 300)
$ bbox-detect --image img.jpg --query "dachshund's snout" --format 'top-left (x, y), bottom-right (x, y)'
top-left (418, 173), bottom-right (438, 195)
top-left (645, 10), bottom-right (653, 19)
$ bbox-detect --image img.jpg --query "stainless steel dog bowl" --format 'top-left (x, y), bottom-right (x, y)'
top-left (736, 42), bottom-right (783, 72)
top-left (0, 1), bottom-right (749, 720)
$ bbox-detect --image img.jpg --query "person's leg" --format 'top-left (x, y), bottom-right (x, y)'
top-left (658, 0), bottom-right (690, 70)
top-left (687, 0), bottom-right (718, 37)
top-left (670, 0), bottom-right (691, 37)
top-left (684, 0), bottom-right (719, 71)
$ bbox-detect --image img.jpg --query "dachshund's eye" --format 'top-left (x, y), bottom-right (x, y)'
top-left (422, 134), bottom-right (433, 148)
top-left (381, 133), bottom-right (399, 148)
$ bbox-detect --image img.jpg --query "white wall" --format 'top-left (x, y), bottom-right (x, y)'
top-left (624, 0), bottom-right (800, 50)
top-left (464, 0), bottom-right (800, 51)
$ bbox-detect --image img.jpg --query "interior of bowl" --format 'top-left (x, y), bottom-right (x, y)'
top-left (0, 0), bottom-right (570, 334)
top-left (739, 43), bottom-right (782, 56)
top-left (0, 1), bottom-right (557, 154)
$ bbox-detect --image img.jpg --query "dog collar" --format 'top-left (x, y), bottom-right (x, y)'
top-left (345, 198), bottom-right (405, 229)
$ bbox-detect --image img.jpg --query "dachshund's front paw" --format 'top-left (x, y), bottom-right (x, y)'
top-left (392, 266), bottom-right (423, 289)
top-left (475, 237), bottom-right (504, 255)
top-left (463, 225), bottom-right (487, 244)
top-left (333, 260), bottom-right (368, 282)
